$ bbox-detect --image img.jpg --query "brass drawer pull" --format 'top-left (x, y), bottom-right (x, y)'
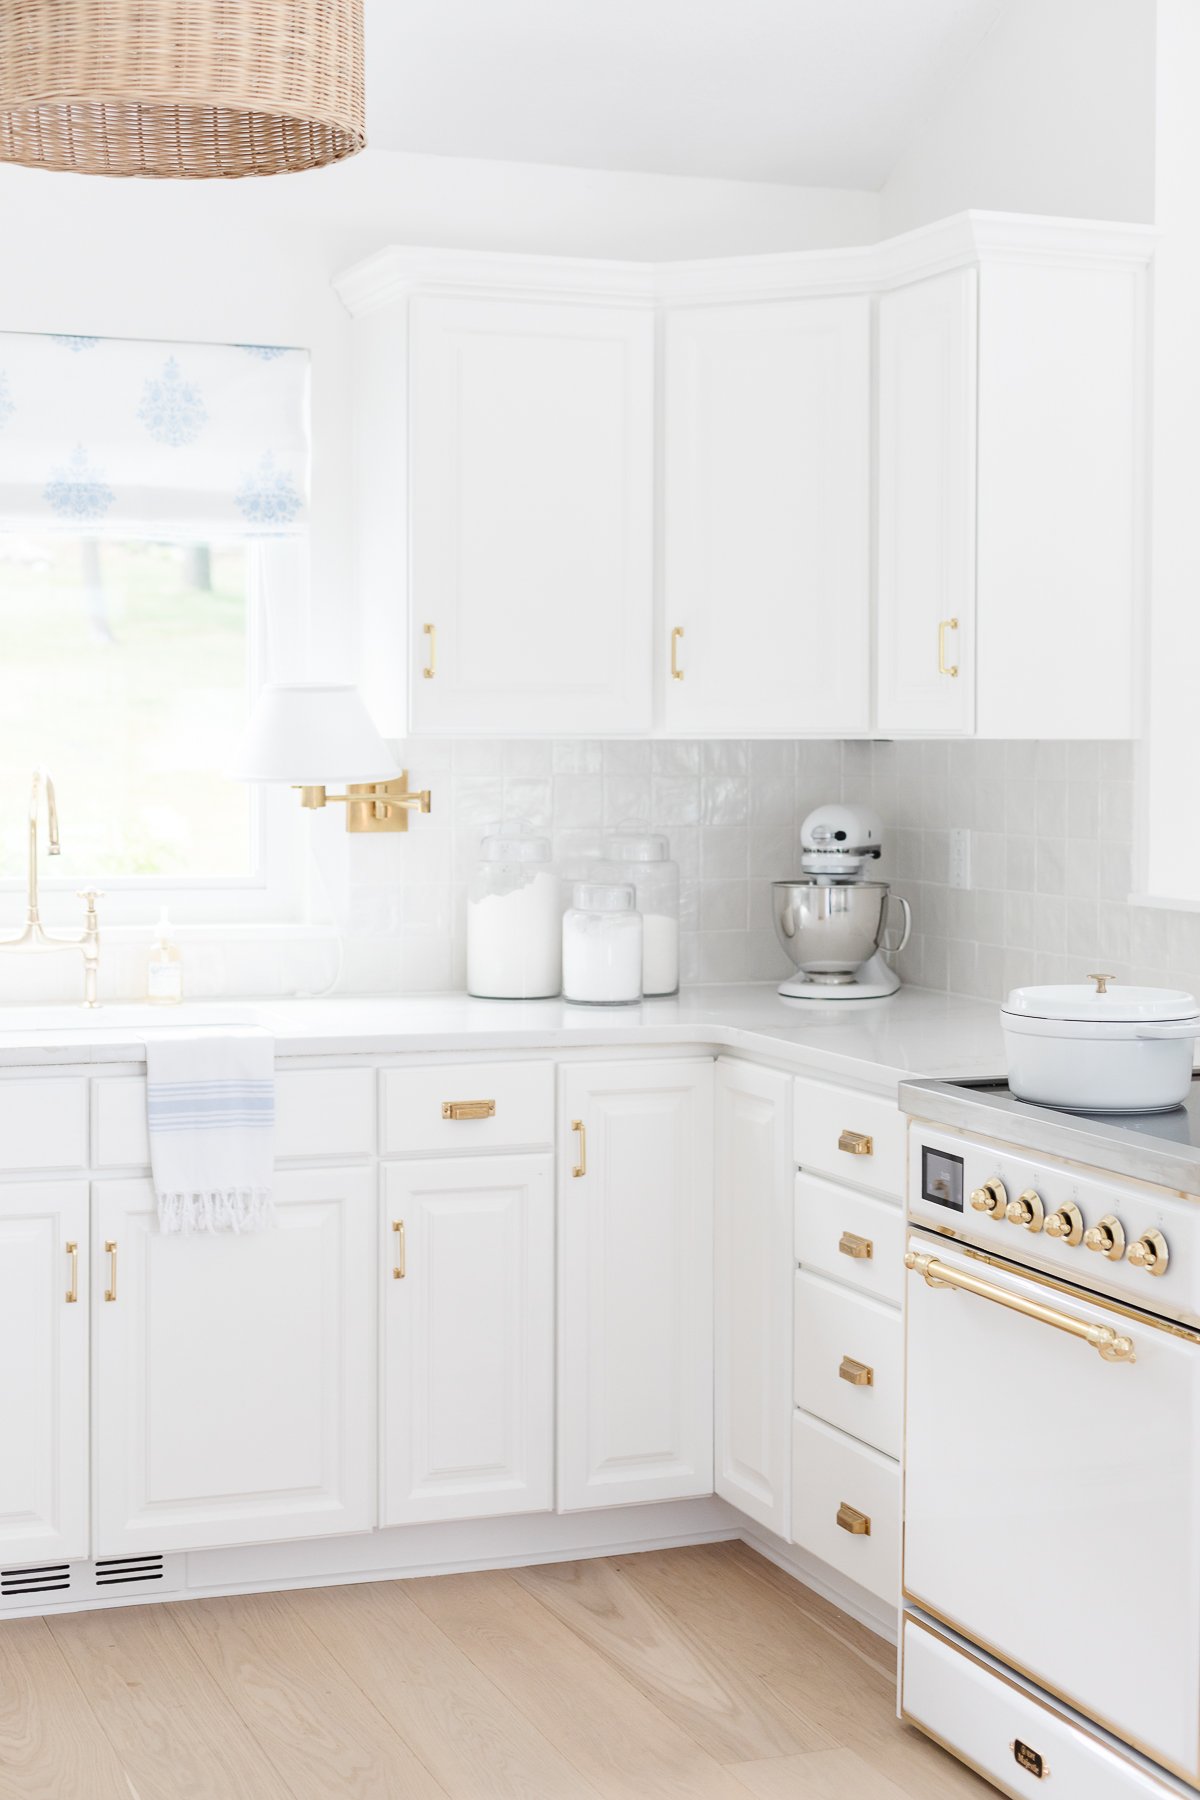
top-left (838, 1130), bottom-right (873, 1157)
top-left (838, 1231), bottom-right (873, 1260)
top-left (670, 625), bottom-right (685, 681)
top-left (836, 1501), bottom-right (871, 1536)
top-left (422, 621), bottom-right (437, 679)
top-left (938, 617), bottom-right (959, 678)
top-left (65, 1241), bottom-right (78, 1305)
top-left (572, 1119), bottom-right (587, 1179)
top-left (104, 1240), bottom-right (117, 1303)
top-left (442, 1099), bottom-right (496, 1121)
top-left (839, 1356), bottom-right (874, 1387)
top-left (392, 1219), bottom-right (406, 1280)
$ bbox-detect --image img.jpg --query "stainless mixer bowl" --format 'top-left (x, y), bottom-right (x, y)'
top-left (771, 880), bottom-right (891, 984)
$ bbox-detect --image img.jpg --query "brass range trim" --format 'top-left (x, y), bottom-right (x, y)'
top-left (902, 1606), bottom-right (1198, 1790)
top-left (905, 1249), bottom-right (1136, 1363)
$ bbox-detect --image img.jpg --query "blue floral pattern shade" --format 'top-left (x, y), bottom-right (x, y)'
top-left (43, 446), bottom-right (115, 521)
top-left (0, 373), bottom-right (13, 430)
top-left (235, 450), bottom-right (303, 525)
top-left (48, 335), bottom-right (101, 354)
top-left (138, 356), bottom-right (208, 448)
top-left (237, 344), bottom-right (291, 361)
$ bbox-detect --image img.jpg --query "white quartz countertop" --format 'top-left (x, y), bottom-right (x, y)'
top-left (0, 983), bottom-right (1006, 1093)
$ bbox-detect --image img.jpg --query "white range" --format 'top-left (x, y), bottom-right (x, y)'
top-left (901, 1075), bottom-right (1200, 1800)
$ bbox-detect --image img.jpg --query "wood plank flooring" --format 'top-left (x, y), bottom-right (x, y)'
top-left (0, 1542), bottom-right (992, 1800)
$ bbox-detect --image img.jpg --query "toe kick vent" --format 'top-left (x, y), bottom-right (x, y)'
top-left (95, 1555), bottom-right (166, 1587)
top-left (1, 1562), bottom-right (71, 1596)
top-left (0, 1552), bottom-right (184, 1610)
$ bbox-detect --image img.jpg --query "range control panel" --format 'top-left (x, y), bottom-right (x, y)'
top-left (908, 1127), bottom-right (1200, 1324)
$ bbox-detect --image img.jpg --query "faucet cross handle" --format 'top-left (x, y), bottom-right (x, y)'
top-left (77, 889), bottom-right (104, 917)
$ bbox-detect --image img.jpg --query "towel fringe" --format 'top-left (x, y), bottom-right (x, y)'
top-left (157, 1188), bottom-right (275, 1235)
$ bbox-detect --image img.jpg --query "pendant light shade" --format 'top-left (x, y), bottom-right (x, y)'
top-left (0, 0), bottom-right (365, 179)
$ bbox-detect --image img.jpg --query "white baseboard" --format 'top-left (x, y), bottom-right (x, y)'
top-left (737, 1519), bottom-right (898, 1645)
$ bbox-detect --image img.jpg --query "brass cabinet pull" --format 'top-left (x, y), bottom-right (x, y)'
top-left (65, 1241), bottom-right (78, 1305)
top-left (571, 1119), bottom-right (587, 1179)
top-left (422, 621), bottom-right (437, 679)
top-left (392, 1219), bottom-right (406, 1280)
top-left (839, 1355), bottom-right (874, 1387)
top-left (838, 1129), bottom-right (873, 1157)
top-left (838, 1231), bottom-right (873, 1260)
top-left (441, 1099), bottom-right (496, 1121)
top-left (905, 1249), bottom-right (1136, 1363)
top-left (104, 1240), bottom-right (117, 1303)
top-left (670, 625), bottom-right (685, 681)
top-left (938, 617), bottom-right (959, 678)
top-left (837, 1501), bottom-right (871, 1536)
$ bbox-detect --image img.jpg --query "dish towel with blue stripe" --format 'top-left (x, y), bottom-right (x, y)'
top-left (145, 1030), bottom-right (275, 1234)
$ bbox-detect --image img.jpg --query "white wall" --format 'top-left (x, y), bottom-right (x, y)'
top-left (879, 0), bottom-right (1156, 236)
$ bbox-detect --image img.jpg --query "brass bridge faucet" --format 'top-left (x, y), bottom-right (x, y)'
top-left (0, 769), bottom-right (102, 1007)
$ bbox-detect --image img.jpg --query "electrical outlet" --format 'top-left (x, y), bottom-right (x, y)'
top-left (948, 829), bottom-right (972, 890)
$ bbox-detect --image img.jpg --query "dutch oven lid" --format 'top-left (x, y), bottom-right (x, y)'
top-left (1003, 974), bottom-right (1200, 1025)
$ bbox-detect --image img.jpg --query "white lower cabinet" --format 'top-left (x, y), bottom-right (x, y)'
top-left (93, 1169), bottom-right (375, 1556)
top-left (791, 1412), bottom-right (900, 1605)
top-left (380, 1155), bottom-right (554, 1524)
top-left (0, 1181), bottom-right (89, 1566)
top-left (714, 1058), bottom-right (792, 1536)
top-left (558, 1060), bottom-right (714, 1511)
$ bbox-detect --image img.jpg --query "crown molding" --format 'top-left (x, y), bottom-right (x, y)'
top-left (334, 212), bottom-right (1157, 318)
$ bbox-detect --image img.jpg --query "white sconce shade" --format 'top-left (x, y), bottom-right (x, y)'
top-left (232, 684), bottom-right (396, 785)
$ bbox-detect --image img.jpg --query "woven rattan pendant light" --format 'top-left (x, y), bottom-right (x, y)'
top-left (0, 0), bottom-right (365, 178)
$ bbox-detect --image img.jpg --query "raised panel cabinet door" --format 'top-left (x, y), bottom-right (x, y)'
top-left (409, 295), bottom-right (654, 735)
top-left (380, 1154), bottom-right (554, 1525)
top-left (93, 1169), bottom-right (374, 1556)
top-left (558, 1060), bottom-right (714, 1511)
top-left (714, 1058), bottom-right (792, 1536)
top-left (663, 296), bottom-right (871, 735)
top-left (0, 1182), bottom-right (89, 1565)
top-left (876, 267), bottom-right (978, 735)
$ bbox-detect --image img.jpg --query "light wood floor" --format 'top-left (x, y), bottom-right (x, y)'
top-left (0, 1541), bottom-right (993, 1799)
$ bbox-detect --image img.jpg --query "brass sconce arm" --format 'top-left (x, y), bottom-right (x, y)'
top-left (293, 772), bottom-right (432, 834)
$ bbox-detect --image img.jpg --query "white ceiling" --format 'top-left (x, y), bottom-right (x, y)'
top-left (363, 0), bottom-right (1007, 189)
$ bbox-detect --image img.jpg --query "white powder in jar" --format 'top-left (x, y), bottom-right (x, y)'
top-left (467, 869), bottom-right (562, 998)
top-left (640, 912), bottom-right (679, 995)
top-left (562, 909), bottom-right (642, 1004)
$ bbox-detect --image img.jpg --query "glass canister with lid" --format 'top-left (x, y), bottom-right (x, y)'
top-left (466, 826), bottom-right (561, 999)
top-left (604, 833), bottom-right (680, 996)
top-left (562, 882), bottom-right (643, 1006)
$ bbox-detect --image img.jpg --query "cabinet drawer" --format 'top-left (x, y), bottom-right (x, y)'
top-left (381, 1062), bottom-right (553, 1156)
top-left (902, 1616), bottom-right (1181, 1800)
top-left (793, 1076), bottom-right (905, 1197)
top-left (791, 1411), bottom-right (899, 1606)
top-left (794, 1174), bottom-right (904, 1306)
top-left (0, 1078), bottom-right (88, 1172)
top-left (793, 1271), bottom-right (901, 1457)
top-left (93, 1069), bottom-right (376, 1168)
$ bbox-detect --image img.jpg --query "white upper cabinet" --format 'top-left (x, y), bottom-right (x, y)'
top-left (557, 1060), bottom-right (714, 1511)
top-left (663, 297), bottom-right (871, 736)
top-left (876, 269), bottom-right (978, 737)
top-left (0, 1182), bottom-right (89, 1567)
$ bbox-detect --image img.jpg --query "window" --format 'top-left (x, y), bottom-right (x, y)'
top-left (0, 535), bottom-right (252, 881)
top-left (0, 330), bottom-right (310, 924)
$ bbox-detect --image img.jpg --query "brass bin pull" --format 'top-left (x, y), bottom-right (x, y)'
top-left (905, 1249), bottom-right (1137, 1364)
top-left (104, 1240), bottom-right (117, 1304)
top-left (938, 617), bottom-right (959, 678)
top-left (65, 1241), bottom-right (78, 1305)
top-left (670, 625), bottom-right (685, 681)
top-left (422, 622), bottom-right (437, 680)
top-left (839, 1356), bottom-right (874, 1388)
top-left (837, 1502), bottom-right (871, 1537)
top-left (838, 1129), bottom-right (874, 1157)
top-left (392, 1219), bottom-right (406, 1280)
top-left (571, 1119), bottom-right (587, 1179)
top-left (442, 1100), bottom-right (496, 1121)
top-left (838, 1231), bottom-right (873, 1260)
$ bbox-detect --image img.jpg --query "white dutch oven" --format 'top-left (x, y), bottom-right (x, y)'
top-left (1002, 975), bottom-right (1200, 1113)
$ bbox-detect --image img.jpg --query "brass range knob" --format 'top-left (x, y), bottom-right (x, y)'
top-left (970, 1179), bottom-right (1008, 1219)
top-left (1005, 1189), bottom-right (1044, 1232)
top-left (1044, 1202), bottom-right (1084, 1247)
top-left (1083, 1214), bottom-right (1125, 1261)
top-left (1127, 1230), bottom-right (1169, 1277)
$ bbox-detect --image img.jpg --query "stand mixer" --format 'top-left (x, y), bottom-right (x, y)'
top-left (772, 803), bottom-right (912, 1001)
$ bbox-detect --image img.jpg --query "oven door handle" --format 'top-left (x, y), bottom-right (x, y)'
top-left (905, 1249), bottom-right (1137, 1364)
